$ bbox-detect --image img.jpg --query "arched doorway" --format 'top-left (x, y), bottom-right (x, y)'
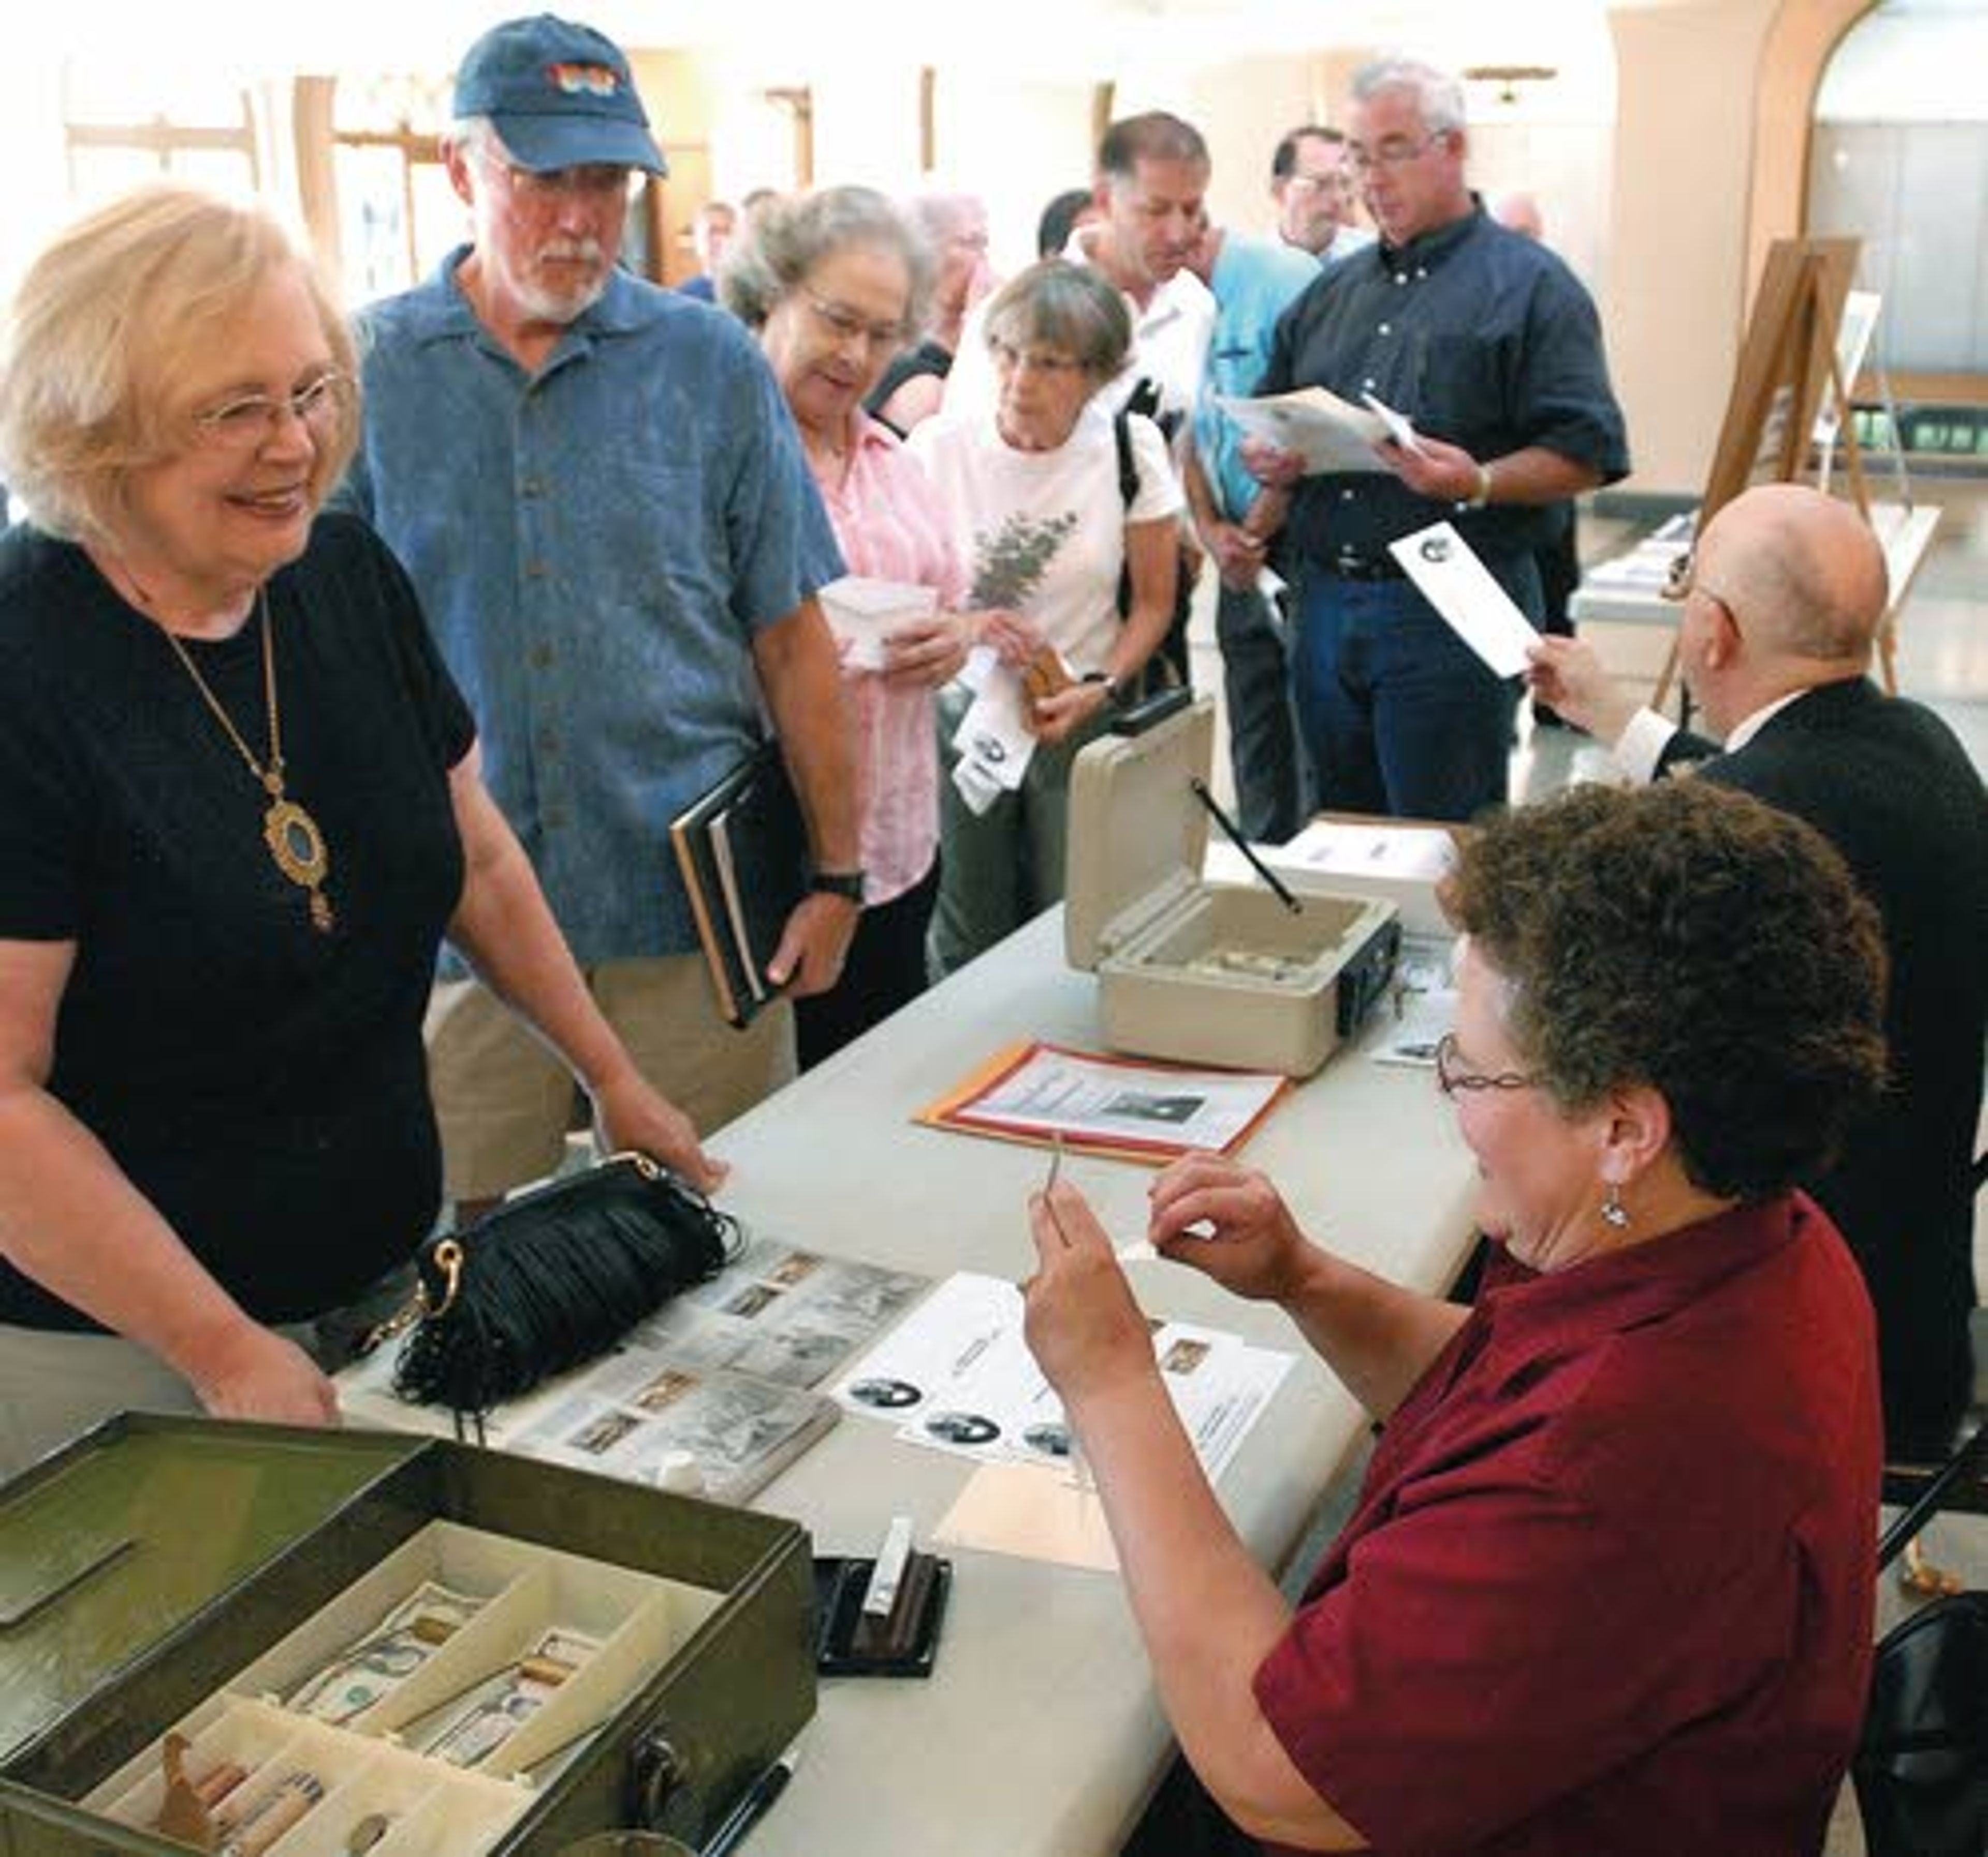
top-left (1805, 1), bottom-right (1988, 456)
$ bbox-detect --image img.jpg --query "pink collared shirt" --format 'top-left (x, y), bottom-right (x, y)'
top-left (812, 414), bottom-right (967, 903)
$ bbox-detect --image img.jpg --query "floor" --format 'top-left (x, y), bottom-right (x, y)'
top-left (1186, 480), bottom-right (1988, 1857)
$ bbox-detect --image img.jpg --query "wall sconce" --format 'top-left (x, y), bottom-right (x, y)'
top-left (1464, 64), bottom-right (1558, 106)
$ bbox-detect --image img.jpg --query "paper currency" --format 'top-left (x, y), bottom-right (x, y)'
top-left (421, 1626), bottom-right (601, 1769)
top-left (285, 1580), bottom-right (485, 1724)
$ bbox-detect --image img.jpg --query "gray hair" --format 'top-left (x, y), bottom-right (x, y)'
top-left (981, 259), bottom-right (1131, 382)
top-left (446, 115), bottom-right (505, 166)
top-left (906, 191), bottom-right (981, 248)
top-left (1351, 58), bottom-right (1468, 137)
top-left (721, 185), bottom-right (936, 336)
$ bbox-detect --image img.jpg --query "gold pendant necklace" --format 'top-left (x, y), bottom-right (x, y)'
top-left (160, 587), bottom-right (335, 934)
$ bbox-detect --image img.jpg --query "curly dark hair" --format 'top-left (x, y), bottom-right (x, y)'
top-left (1441, 781), bottom-right (1888, 1201)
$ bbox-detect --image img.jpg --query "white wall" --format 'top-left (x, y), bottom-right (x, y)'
top-left (1604, 0), bottom-right (1779, 495)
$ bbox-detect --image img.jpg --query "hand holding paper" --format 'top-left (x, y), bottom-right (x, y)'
top-left (1524, 632), bottom-right (1635, 744)
top-left (1372, 428), bottom-right (1485, 503)
top-left (882, 610), bottom-right (971, 689)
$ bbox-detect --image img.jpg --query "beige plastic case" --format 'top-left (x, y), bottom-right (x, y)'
top-left (1063, 698), bottom-right (1400, 1078)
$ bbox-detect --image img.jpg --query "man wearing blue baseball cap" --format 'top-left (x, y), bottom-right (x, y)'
top-left (338, 14), bottom-right (858, 1220)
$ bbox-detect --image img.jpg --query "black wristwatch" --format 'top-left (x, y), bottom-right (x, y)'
top-left (809, 869), bottom-right (866, 903)
top-left (1083, 671), bottom-right (1130, 710)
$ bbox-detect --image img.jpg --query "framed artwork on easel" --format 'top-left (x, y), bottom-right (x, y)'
top-left (1655, 236), bottom-right (1876, 707)
top-left (1701, 235), bottom-right (1865, 518)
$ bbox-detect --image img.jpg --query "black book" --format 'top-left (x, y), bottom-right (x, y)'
top-left (669, 743), bottom-right (810, 1029)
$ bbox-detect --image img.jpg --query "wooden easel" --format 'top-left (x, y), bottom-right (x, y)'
top-left (1653, 237), bottom-right (1892, 709)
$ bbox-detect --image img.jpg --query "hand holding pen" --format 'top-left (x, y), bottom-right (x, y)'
top-left (1021, 1143), bottom-right (1159, 1428)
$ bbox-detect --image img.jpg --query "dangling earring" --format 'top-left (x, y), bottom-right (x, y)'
top-left (1601, 1182), bottom-right (1630, 1230)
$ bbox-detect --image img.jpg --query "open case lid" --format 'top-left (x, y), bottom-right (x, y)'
top-left (1064, 696), bottom-right (1217, 970)
top-left (0, 1414), bottom-right (421, 1766)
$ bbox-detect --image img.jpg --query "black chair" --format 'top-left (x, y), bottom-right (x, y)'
top-left (1878, 1148), bottom-right (1988, 1520)
top-left (1856, 1419), bottom-right (1988, 1855)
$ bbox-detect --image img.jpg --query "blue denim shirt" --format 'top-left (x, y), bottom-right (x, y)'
top-left (337, 250), bottom-right (843, 965)
top-left (1263, 204), bottom-right (1630, 563)
top-left (1192, 234), bottom-right (1328, 524)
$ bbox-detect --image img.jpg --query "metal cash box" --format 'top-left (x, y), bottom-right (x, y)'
top-left (0, 1415), bottom-right (813, 1854)
top-left (1064, 697), bottom-right (1400, 1078)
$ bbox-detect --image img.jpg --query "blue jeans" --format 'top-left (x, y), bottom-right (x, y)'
top-left (1292, 558), bottom-right (1533, 823)
top-left (1215, 579), bottom-right (1306, 845)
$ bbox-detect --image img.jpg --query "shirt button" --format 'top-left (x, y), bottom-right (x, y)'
top-left (1377, 323), bottom-right (1392, 336)
top-left (528, 644), bottom-right (553, 671)
top-left (544, 804), bottom-right (567, 830)
top-left (524, 560), bottom-right (549, 580)
top-left (1361, 379), bottom-right (1377, 392)
top-left (1415, 267), bottom-right (1428, 280)
top-left (537, 728), bottom-right (560, 755)
top-left (521, 477), bottom-right (544, 498)
top-left (1393, 273), bottom-right (1407, 287)
top-left (1340, 488), bottom-right (1357, 502)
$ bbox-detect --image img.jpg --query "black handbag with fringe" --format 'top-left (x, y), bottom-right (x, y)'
top-left (378, 1151), bottom-right (739, 1425)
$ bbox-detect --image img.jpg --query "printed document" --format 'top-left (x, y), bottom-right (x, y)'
top-left (834, 1272), bottom-right (1292, 1487)
top-left (950, 645), bottom-right (1036, 816)
top-left (1214, 386), bottom-right (1409, 475)
top-left (1388, 519), bottom-right (1541, 678)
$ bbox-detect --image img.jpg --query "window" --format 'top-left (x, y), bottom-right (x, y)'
top-left (320, 72), bottom-right (459, 307)
top-left (62, 62), bottom-right (258, 199)
top-left (1809, 2), bottom-right (1988, 376)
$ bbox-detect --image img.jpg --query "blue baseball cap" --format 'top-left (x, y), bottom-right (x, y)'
top-left (454, 14), bottom-right (667, 175)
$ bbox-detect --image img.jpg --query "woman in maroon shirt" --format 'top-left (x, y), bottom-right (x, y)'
top-left (1025, 780), bottom-right (1887, 1855)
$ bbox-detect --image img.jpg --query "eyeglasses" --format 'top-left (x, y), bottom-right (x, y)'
top-left (1660, 549), bottom-right (1740, 627)
top-left (801, 291), bottom-right (909, 353)
top-left (491, 159), bottom-right (632, 201)
top-left (1345, 134), bottom-right (1449, 174)
top-left (1287, 169), bottom-right (1354, 196)
top-left (192, 371), bottom-right (352, 451)
top-left (988, 339), bottom-right (1087, 379)
top-left (1433, 1032), bottom-right (1542, 1098)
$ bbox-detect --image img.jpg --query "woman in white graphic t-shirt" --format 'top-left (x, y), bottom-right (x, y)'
top-left (910, 260), bottom-right (1182, 974)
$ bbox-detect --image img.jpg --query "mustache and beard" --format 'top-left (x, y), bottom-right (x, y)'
top-left (516, 236), bottom-right (612, 326)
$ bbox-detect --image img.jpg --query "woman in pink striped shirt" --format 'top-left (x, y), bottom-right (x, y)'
top-left (725, 188), bottom-right (973, 1067)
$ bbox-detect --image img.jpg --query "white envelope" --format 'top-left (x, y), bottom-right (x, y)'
top-left (951, 656), bottom-right (1037, 806)
top-left (1387, 520), bottom-right (1540, 679)
top-left (818, 576), bottom-right (939, 672)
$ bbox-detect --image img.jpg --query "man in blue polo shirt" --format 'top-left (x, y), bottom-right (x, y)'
top-left (1247, 58), bottom-right (1630, 822)
top-left (339, 14), bottom-right (858, 1216)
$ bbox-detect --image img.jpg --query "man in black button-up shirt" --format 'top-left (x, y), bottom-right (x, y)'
top-left (1246, 57), bottom-right (1630, 822)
